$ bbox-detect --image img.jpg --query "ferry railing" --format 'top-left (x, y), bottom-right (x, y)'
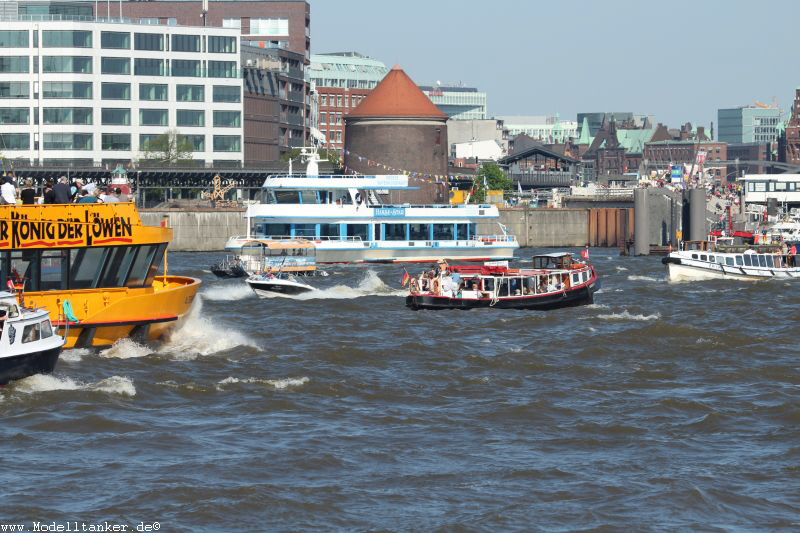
top-left (471, 235), bottom-right (518, 243)
top-left (229, 235), bottom-right (364, 242)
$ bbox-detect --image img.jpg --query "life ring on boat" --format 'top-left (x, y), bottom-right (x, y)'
top-left (431, 278), bottom-right (441, 295)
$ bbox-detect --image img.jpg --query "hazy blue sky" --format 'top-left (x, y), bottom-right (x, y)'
top-left (310, 0), bottom-right (799, 131)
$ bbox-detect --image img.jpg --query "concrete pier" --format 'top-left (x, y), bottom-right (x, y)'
top-left (688, 188), bottom-right (707, 242)
top-left (633, 188), bottom-right (649, 256)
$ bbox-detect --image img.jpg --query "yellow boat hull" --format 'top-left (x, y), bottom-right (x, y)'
top-left (23, 275), bottom-right (201, 348)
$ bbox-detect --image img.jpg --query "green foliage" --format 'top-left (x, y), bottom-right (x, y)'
top-left (141, 129), bottom-right (194, 166)
top-left (471, 162), bottom-right (511, 202)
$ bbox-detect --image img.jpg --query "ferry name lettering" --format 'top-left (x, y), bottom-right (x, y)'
top-left (2, 211), bottom-right (133, 247)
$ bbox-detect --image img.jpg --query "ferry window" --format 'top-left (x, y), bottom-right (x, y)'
top-left (100, 246), bottom-right (137, 287)
top-left (274, 191), bottom-right (300, 204)
top-left (299, 190), bottom-right (317, 204)
top-left (766, 255), bottom-right (775, 268)
top-left (754, 182), bottom-right (766, 192)
top-left (69, 248), bottom-right (107, 289)
top-left (9, 251), bottom-right (35, 290)
top-left (469, 224), bottom-right (477, 239)
top-left (572, 273), bottom-right (580, 284)
top-left (22, 322), bottom-right (40, 343)
top-left (509, 278), bottom-right (522, 296)
top-left (498, 278), bottom-right (510, 297)
top-left (743, 255), bottom-right (752, 266)
top-left (319, 223), bottom-right (340, 238)
top-left (126, 245), bottom-right (158, 288)
top-left (40, 320), bottom-right (53, 339)
top-left (263, 224), bottom-right (291, 237)
top-left (725, 257), bottom-right (733, 266)
top-left (791, 183), bottom-right (797, 191)
top-left (700, 254), bottom-right (707, 261)
top-left (524, 277), bottom-right (535, 294)
top-left (455, 223), bottom-right (469, 240)
top-left (776, 182), bottom-right (787, 191)
top-left (409, 223), bottom-right (429, 240)
top-left (717, 256), bottom-right (724, 264)
top-left (292, 224), bottom-right (316, 237)
top-left (769, 182), bottom-right (775, 192)
top-left (432, 224), bottom-right (454, 240)
top-left (40, 250), bottom-right (68, 291)
top-left (346, 224), bottom-right (368, 241)
top-left (735, 256), bottom-right (743, 266)
top-left (758, 255), bottom-right (767, 267)
top-left (144, 244), bottom-right (167, 287)
top-left (384, 223), bottom-right (406, 241)
top-left (747, 183), bottom-right (754, 192)
top-left (483, 278), bottom-right (495, 292)
top-left (691, 253), bottom-right (698, 259)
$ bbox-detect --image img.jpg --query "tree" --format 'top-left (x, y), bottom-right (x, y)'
top-left (141, 129), bottom-right (194, 166)
top-left (471, 162), bottom-right (512, 202)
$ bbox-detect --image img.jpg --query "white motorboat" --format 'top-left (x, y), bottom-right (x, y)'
top-left (0, 291), bottom-right (65, 385)
top-left (663, 239), bottom-right (800, 281)
top-left (245, 273), bottom-right (317, 298)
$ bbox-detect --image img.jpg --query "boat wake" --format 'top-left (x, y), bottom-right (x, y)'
top-left (627, 275), bottom-right (662, 282)
top-left (217, 376), bottom-right (309, 390)
top-left (596, 310), bottom-right (661, 321)
top-left (200, 283), bottom-right (254, 302)
top-left (101, 338), bottom-right (153, 359)
top-left (11, 374), bottom-right (136, 396)
top-left (264, 270), bottom-right (404, 300)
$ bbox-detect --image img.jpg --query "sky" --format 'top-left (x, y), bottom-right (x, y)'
top-left (309, 0), bottom-right (800, 131)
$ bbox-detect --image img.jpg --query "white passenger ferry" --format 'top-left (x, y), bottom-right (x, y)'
top-left (224, 155), bottom-right (518, 264)
top-left (662, 239), bottom-right (800, 281)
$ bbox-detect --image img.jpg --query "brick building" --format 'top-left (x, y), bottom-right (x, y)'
top-left (644, 140), bottom-right (728, 182)
top-left (780, 88), bottom-right (800, 167)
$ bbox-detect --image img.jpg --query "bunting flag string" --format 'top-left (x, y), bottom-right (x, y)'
top-left (339, 148), bottom-right (478, 185)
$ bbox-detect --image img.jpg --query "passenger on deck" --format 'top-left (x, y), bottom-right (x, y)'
top-left (0, 309), bottom-right (6, 332)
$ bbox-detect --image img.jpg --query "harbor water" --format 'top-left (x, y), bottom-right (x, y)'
top-left (2, 250), bottom-right (799, 531)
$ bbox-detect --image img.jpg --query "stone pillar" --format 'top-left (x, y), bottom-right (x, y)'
top-left (634, 188), bottom-right (649, 256)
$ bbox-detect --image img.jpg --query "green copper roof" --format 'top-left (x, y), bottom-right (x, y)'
top-left (616, 128), bottom-right (656, 154)
top-left (577, 116), bottom-right (591, 145)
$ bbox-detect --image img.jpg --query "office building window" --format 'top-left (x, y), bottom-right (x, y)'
top-left (212, 85), bottom-right (240, 103)
top-left (139, 83), bottom-right (167, 101)
top-left (101, 133), bottom-right (131, 151)
top-left (0, 81), bottom-right (29, 99)
top-left (101, 31), bottom-right (130, 49)
top-left (0, 107), bottom-right (28, 124)
top-left (181, 134), bottom-right (205, 152)
top-left (172, 59), bottom-right (201, 77)
top-left (222, 18), bottom-right (241, 29)
top-left (101, 82), bottom-right (130, 100)
top-left (101, 108), bottom-right (130, 125)
top-left (176, 85), bottom-right (204, 102)
top-left (140, 109), bottom-right (168, 126)
top-left (42, 30), bottom-right (92, 48)
top-left (171, 34), bottom-right (200, 52)
top-left (320, 112), bottom-right (326, 125)
top-left (0, 133), bottom-right (28, 150)
top-left (134, 33), bottom-right (164, 51)
top-left (249, 18), bottom-right (289, 36)
top-left (176, 109), bottom-right (204, 127)
top-left (101, 57), bottom-right (130, 75)
top-left (43, 107), bottom-right (92, 125)
top-left (208, 60), bottom-right (237, 78)
top-left (134, 58), bottom-right (164, 76)
top-left (213, 110), bottom-right (240, 128)
top-left (0, 56), bottom-right (29, 73)
top-left (43, 133), bottom-right (93, 150)
top-left (43, 56), bottom-right (91, 73)
top-left (213, 135), bottom-right (240, 152)
top-left (208, 36), bottom-right (236, 54)
top-left (139, 134), bottom-right (160, 150)
top-left (0, 31), bottom-right (27, 48)
top-left (43, 81), bottom-right (91, 99)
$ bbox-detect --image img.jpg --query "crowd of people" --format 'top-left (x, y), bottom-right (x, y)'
top-left (0, 175), bottom-right (130, 205)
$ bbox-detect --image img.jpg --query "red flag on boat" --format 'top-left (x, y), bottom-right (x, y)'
top-left (580, 247), bottom-right (589, 260)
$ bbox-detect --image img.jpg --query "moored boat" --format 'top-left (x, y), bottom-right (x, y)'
top-left (0, 291), bottom-right (64, 385)
top-left (0, 203), bottom-right (201, 348)
top-left (405, 253), bottom-right (599, 310)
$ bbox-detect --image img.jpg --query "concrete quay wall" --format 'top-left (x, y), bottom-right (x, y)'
top-left (480, 208), bottom-right (589, 247)
top-left (140, 208), bottom-right (246, 251)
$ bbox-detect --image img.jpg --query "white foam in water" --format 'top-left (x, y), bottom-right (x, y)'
top-left (615, 266), bottom-right (629, 272)
top-left (101, 338), bottom-right (152, 359)
top-left (161, 297), bottom-right (259, 358)
top-left (217, 376), bottom-right (309, 390)
top-left (627, 275), bottom-right (661, 282)
top-left (279, 270), bottom-right (405, 300)
top-left (201, 283), bottom-right (254, 302)
top-left (14, 374), bottom-right (136, 396)
top-left (60, 348), bottom-right (90, 363)
top-left (596, 310), bottom-right (661, 321)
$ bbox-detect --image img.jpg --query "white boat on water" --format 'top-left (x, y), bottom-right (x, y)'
top-left (224, 148), bottom-right (518, 264)
top-left (245, 273), bottom-right (316, 298)
top-left (662, 239), bottom-right (800, 281)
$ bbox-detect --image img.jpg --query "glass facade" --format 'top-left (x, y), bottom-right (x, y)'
top-left (43, 133), bottom-right (93, 150)
top-left (176, 85), bottom-right (204, 102)
top-left (43, 81), bottom-right (92, 99)
top-left (43, 56), bottom-right (91, 74)
top-left (101, 133), bottom-right (131, 151)
top-left (139, 134), bottom-right (159, 150)
top-left (101, 82), bottom-right (131, 100)
top-left (101, 31), bottom-right (130, 50)
top-left (171, 34), bottom-right (200, 52)
top-left (0, 31), bottom-right (28, 48)
top-left (134, 58), bottom-right (165, 76)
top-left (134, 33), bottom-right (164, 51)
top-left (0, 82), bottom-right (29, 99)
top-left (139, 109), bottom-right (168, 126)
top-left (172, 59), bottom-right (201, 77)
top-left (213, 110), bottom-right (240, 128)
top-left (177, 109), bottom-right (204, 127)
top-left (208, 61), bottom-right (237, 78)
top-left (43, 107), bottom-right (93, 125)
top-left (0, 56), bottom-right (29, 73)
top-left (139, 83), bottom-right (167, 101)
top-left (182, 134), bottom-right (205, 152)
top-left (0, 107), bottom-right (29, 125)
top-left (213, 135), bottom-right (240, 152)
top-left (212, 85), bottom-right (240, 103)
top-left (0, 133), bottom-right (28, 150)
top-left (101, 108), bottom-right (131, 125)
top-left (101, 57), bottom-right (131, 75)
top-left (43, 30), bottom-right (92, 48)
top-left (208, 36), bottom-right (236, 54)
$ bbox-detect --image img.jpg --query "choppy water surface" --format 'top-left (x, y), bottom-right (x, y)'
top-left (2, 250), bottom-right (800, 531)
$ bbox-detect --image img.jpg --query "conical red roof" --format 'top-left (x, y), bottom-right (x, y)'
top-left (348, 65), bottom-right (447, 119)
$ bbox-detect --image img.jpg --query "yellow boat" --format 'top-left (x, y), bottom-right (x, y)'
top-left (0, 202), bottom-right (200, 348)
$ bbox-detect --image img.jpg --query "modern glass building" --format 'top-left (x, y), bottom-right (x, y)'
top-left (419, 85), bottom-right (487, 120)
top-left (0, 18), bottom-right (243, 167)
top-left (496, 115), bottom-right (578, 143)
top-left (718, 106), bottom-right (781, 144)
